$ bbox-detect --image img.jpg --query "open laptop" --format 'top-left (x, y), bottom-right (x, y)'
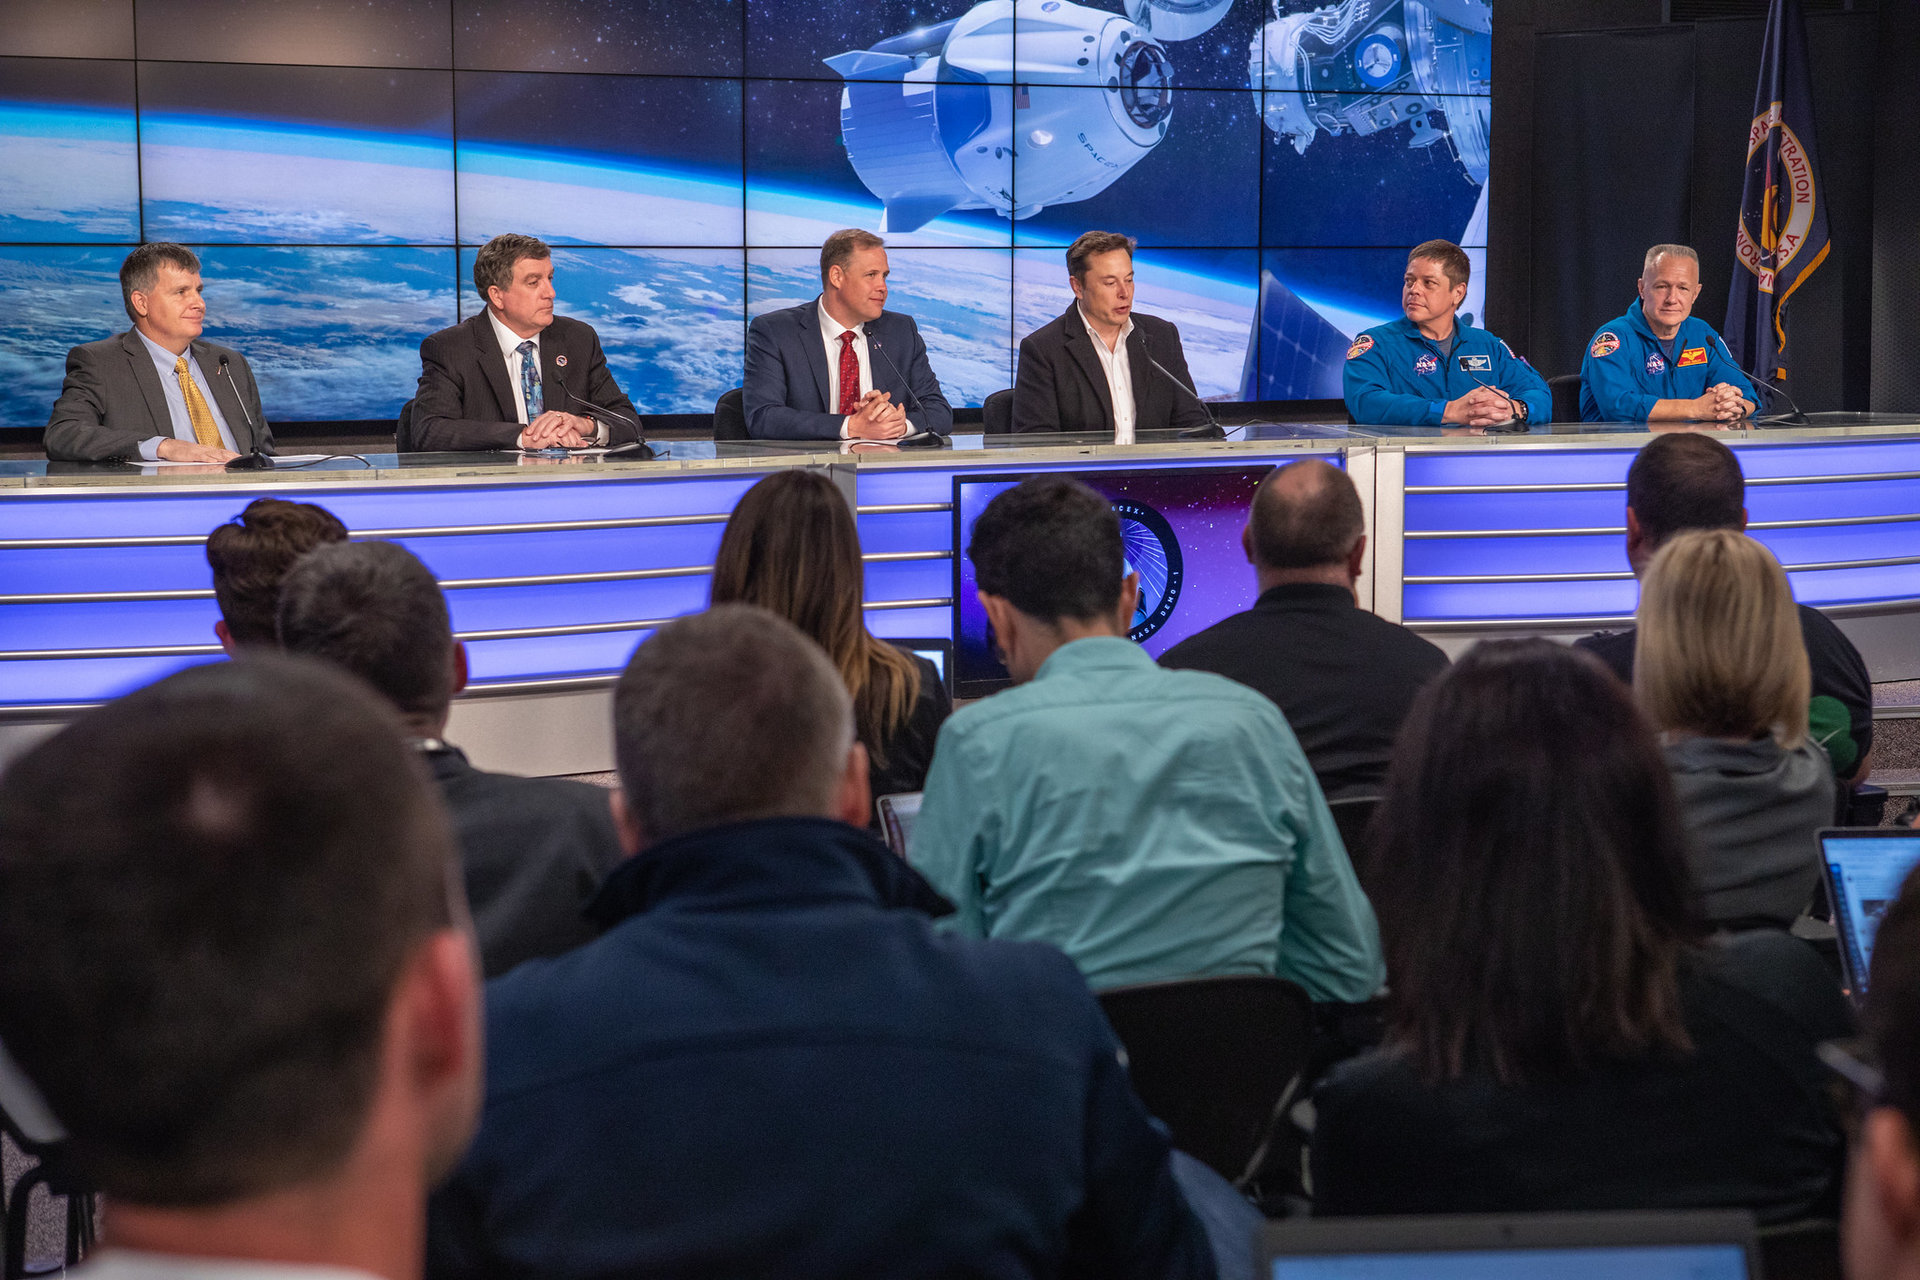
top-left (1820, 827), bottom-right (1920, 1003)
top-left (1261, 1210), bottom-right (1757, 1280)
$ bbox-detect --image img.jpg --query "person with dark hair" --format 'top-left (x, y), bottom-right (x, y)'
top-left (1011, 231), bottom-right (1213, 438)
top-left (741, 228), bottom-right (952, 441)
top-left (411, 232), bottom-right (642, 451)
top-left (0, 656), bottom-right (481, 1280)
top-left (1160, 459), bottom-right (1448, 800)
top-left (710, 469), bottom-right (949, 806)
top-left (1342, 240), bottom-right (1550, 427)
top-left (1576, 431), bottom-right (1873, 781)
top-left (1581, 245), bottom-right (1757, 422)
top-left (277, 540), bottom-right (621, 978)
top-left (910, 476), bottom-right (1383, 997)
top-left (45, 243), bottom-right (271, 463)
top-left (205, 496), bottom-right (348, 649)
top-left (1311, 639), bottom-right (1851, 1221)
top-left (1839, 863), bottom-right (1920, 1280)
top-left (426, 604), bottom-right (1231, 1280)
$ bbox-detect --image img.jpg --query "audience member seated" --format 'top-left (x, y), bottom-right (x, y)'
top-left (1841, 863), bottom-right (1920, 1280)
top-left (709, 468), bottom-right (949, 806)
top-left (1311, 640), bottom-right (1852, 1222)
top-left (910, 476), bottom-right (1383, 998)
top-left (1636, 529), bottom-right (1835, 930)
top-left (204, 496), bottom-right (347, 650)
top-left (425, 605), bottom-right (1228, 1279)
top-left (1159, 459), bottom-right (1448, 802)
top-left (277, 541), bottom-right (622, 979)
top-left (0, 657), bottom-right (481, 1280)
top-left (1577, 432), bottom-right (1873, 782)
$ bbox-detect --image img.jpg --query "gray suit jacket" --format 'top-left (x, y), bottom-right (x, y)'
top-left (44, 330), bottom-right (270, 462)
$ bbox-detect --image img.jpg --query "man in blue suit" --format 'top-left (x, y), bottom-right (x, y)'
top-left (743, 228), bottom-right (952, 441)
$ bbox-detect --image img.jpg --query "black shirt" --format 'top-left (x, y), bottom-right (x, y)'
top-left (1158, 582), bottom-right (1450, 801)
top-left (865, 650), bottom-right (951, 807)
top-left (1311, 930), bottom-right (1853, 1223)
top-left (1575, 604), bottom-right (1874, 778)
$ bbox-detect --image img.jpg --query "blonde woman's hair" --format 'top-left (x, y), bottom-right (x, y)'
top-left (1634, 529), bottom-right (1808, 748)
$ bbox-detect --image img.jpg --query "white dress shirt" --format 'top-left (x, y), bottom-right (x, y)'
top-left (1078, 305), bottom-right (1136, 444)
top-left (487, 308), bottom-right (541, 427)
top-left (70, 1250), bottom-right (382, 1280)
top-left (818, 297), bottom-right (871, 440)
top-left (134, 329), bottom-right (239, 460)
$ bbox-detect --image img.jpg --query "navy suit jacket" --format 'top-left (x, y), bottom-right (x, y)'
top-left (412, 312), bottom-right (640, 452)
top-left (743, 301), bottom-right (952, 440)
top-left (44, 330), bottom-right (270, 462)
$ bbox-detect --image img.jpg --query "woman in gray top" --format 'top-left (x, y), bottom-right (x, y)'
top-left (1635, 529), bottom-right (1835, 929)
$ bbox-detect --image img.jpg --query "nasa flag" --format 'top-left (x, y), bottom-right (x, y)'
top-left (1725, 0), bottom-right (1830, 384)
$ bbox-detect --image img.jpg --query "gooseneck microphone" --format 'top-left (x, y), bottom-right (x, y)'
top-left (552, 370), bottom-right (657, 460)
top-left (1137, 332), bottom-right (1226, 440)
top-left (866, 331), bottom-right (949, 449)
top-left (1748, 372), bottom-right (1808, 426)
top-left (217, 355), bottom-right (276, 470)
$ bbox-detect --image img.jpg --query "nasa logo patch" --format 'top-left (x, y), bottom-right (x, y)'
top-left (1646, 352), bottom-right (1666, 376)
top-left (555, 354), bottom-right (569, 368)
top-left (1414, 353), bottom-right (1438, 376)
top-left (1590, 332), bottom-right (1620, 359)
top-left (1678, 346), bottom-right (1708, 367)
top-left (1346, 334), bottom-right (1374, 360)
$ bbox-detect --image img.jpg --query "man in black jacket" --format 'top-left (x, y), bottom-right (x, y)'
top-left (1012, 230), bottom-right (1212, 439)
top-left (276, 540), bottom-right (622, 978)
top-left (1161, 459), bottom-right (1448, 801)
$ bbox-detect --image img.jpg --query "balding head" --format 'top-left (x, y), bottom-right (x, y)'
top-left (1245, 459), bottom-right (1367, 588)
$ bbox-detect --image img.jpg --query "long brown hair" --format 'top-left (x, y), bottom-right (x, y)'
top-left (710, 470), bottom-right (921, 765)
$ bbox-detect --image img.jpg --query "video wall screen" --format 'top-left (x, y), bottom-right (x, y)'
top-left (0, 0), bottom-right (1491, 427)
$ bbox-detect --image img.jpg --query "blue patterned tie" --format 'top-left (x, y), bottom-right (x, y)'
top-left (516, 340), bottom-right (542, 422)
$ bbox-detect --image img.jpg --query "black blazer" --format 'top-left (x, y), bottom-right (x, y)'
top-left (44, 330), bottom-right (271, 462)
top-left (742, 302), bottom-right (952, 440)
top-left (1011, 306), bottom-right (1211, 435)
top-left (412, 312), bottom-right (641, 451)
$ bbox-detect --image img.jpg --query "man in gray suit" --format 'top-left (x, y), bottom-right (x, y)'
top-left (44, 243), bottom-right (270, 463)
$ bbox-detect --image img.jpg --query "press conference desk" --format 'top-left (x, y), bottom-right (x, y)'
top-left (6, 414), bottom-right (1919, 775)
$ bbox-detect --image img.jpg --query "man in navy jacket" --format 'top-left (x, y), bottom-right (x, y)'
top-left (426, 605), bottom-right (1219, 1280)
top-left (1343, 240), bottom-right (1550, 428)
top-left (1581, 244), bottom-right (1758, 422)
top-left (743, 228), bottom-right (952, 441)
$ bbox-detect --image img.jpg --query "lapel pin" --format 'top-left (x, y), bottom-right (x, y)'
top-left (555, 354), bottom-right (569, 367)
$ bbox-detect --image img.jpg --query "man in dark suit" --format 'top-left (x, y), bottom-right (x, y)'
top-left (412, 233), bottom-right (642, 452)
top-left (277, 540), bottom-right (624, 979)
top-left (44, 243), bottom-right (271, 463)
top-left (1159, 459), bottom-right (1449, 802)
top-left (742, 227), bottom-right (951, 441)
top-left (1012, 230), bottom-right (1211, 439)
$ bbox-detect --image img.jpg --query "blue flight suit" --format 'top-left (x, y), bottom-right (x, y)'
top-left (1343, 315), bottom-right (1551, 426)
top-left (1580, 299), bottom-right (1758, 422)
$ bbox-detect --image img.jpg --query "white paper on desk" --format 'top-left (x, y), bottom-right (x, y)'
top-left (515, 446), bottom-right (616, 456)
top-left (269, 454), bottom-right (333, 465)
top-left (133, 456), bottom-right (223, 467)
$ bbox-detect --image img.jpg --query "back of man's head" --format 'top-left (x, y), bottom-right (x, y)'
top-left (968, 477), bottom-right (1123, 624)
top-left (0, 656), bottom-right (460, 1206)
top-left (1625, 432), bottom-right (1745, 549)
top-left (614, 604), bottom-right (854, 843)
top-left (277, 540), bottom-right (455, 723)
top-left (1249, 459), bottom-right (1365, 571)
top-left (205, 499), bottom-right (349, 646)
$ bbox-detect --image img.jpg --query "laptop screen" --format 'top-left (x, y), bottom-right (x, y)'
top-left (1269, 1243), bottom-right (1749, 1280)
top-left (1822, 830), bottom-right (1920, 998)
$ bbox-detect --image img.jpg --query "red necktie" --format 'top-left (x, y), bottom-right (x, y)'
top-left (836, 330), bottom-right (860, 417)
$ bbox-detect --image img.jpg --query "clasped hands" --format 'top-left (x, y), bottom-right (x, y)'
top-left (1690, 383), bottom-right (1756, 423)
top-left (845, 390), bottom-right (911, 441)
top-left (517, 411), bottom-right (599, 449)
top-left (1442, 385), bottom-right (1519, 428)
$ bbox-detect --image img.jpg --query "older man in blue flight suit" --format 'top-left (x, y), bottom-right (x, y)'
top-left (1343, 240), bottom-right (1550, 428)
top-left (1581, 244), bottom-right (1757, 422)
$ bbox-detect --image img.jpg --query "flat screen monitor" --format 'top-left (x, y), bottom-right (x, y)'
top-left (1820, 828), bottom-right (1920, 1002)
top-left (952, 464), bottom-right (1281, 699)
top-left (887, 637), bottom-right (953, 697)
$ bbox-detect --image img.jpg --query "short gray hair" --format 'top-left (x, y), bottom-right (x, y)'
top-left (1641, 244), bottom-right (1699, 278)
top-left (820, 228), bottom-right (884, 285)
top-left (613, 605), bottom-right (854, 841)
top-left (474, 233), bottom-right (550, 299)
top-left (120, 243), bottom-right (200, 323)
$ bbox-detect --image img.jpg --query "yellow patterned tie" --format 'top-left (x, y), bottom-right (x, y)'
top-left (173, 355), bottom-right (222, 448)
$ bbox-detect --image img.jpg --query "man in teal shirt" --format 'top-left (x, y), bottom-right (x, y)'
top-left (910, 476), bottom-right (1384, 1001)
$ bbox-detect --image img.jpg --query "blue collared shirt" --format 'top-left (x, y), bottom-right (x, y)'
top-left (909, 636), bottom-right (1385, 1000)
top-left (133, 329), bottom-right (237, 460)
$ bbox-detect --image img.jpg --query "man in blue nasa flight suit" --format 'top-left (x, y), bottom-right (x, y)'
top-left (1581, 244), bottom-right (1757, 422)
top-left (1343, 240), bottom-right (1550, 428)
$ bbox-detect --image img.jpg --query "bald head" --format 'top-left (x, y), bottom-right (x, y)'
top-left (1246, 460), bottom-right (1366, 586)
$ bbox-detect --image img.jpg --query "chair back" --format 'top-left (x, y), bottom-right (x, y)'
top-left (1548, 373), bottom-right (1582, 423)
top-left (394, 397), bottom-right (417, 452)
top-left (1097, 974), bottom-right (1314, 1185)
top-left (981, 388), bottom-right (1014, 435)
top-left (714, 386), bottom-right (748, 440)
top-left (1, 1105), bottom-right (96, 1278)
top-left (1325, 795), bottom-right (1381, 871)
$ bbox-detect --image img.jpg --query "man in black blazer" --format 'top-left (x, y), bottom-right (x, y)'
top-left (742, 228), bottom-right (951, 441)
top-left (1012, 231), bottom-right (1211, 439)
top-left (277, 539), bottom-right (624, 979)
top-left (45, 243), bottom-right (271, 463)
top-left (412, 233), bottom-right (642, 452)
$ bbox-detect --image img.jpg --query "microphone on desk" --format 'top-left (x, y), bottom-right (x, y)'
top-left (866, 332), bottom-right (949, 449)
top-left (1137, 333), bottom-right (1226, 440)
top-left (1748, 372), bottom-right (1809, 426)
top-left (217, 356), bottom-right (276, 470)
top-left (551, 370), bottom-right (657, 460)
